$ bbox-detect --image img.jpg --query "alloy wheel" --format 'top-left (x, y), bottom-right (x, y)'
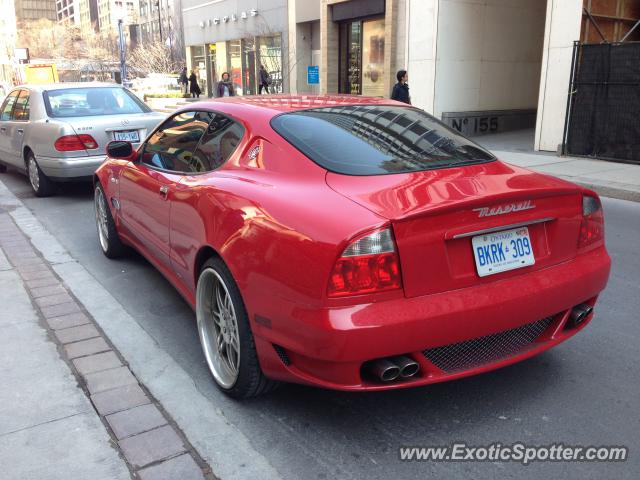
top-left (28, 157), bottom-right (40, 192)
top-left (94, 187), bottom-right (110, 253)
top-left (196, 268), bottom-right (241, 388)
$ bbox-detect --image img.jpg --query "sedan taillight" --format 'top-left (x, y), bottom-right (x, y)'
top-left (578, 195), bottom-right (605, 249)
top-left (328, 228), bottom-right (402, 298)
top-left (54, 134), bottom-right (98, 151)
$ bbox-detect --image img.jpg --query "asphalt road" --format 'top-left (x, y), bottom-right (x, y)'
top-left (1, 170), bottom-right (639, 480)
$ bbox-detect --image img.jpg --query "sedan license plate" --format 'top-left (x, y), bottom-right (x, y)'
top-left (114, 130), bottom-right (140, 142)
top-left (472, 227), bottom-right (535, 277)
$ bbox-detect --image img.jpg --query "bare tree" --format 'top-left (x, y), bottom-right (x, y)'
top-left (129, 42), bottom-right (179, 74)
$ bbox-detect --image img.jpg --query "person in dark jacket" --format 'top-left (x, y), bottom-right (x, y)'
top-left (391, 69), bottom-right (411, 104)
top-left (258, 65), bottom-right (271, 94)
top-left (189, 70), bottom-right (201, 98)
top-left (179, 67), bottom-right (188, 94)
top-left (216, 72), bottom-right (235, 98)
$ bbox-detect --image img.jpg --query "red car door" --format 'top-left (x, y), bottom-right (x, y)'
top-left (118, 111), bottom-right (213, 270)
top-left (169, 112), bottom-right (246, 291)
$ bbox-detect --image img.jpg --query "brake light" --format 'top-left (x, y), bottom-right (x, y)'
top-left (54, 134), bottom-right (98, 151)
top-left (578, 195), bottom-right (604, 249)
top-left (328, 228), bottom-right (402, 297)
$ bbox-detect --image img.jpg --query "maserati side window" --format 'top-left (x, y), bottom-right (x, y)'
top-left (141, 111), bottom-right (214, 172)
top-left (191, 114), bottom-right (245, 172)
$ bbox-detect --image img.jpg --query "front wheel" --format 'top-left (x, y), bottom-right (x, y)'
top-left (196, 257), bottom-right (278, 398)
top-left (94, 183), bottom-right (125, 258)
top-left (27, 152), bottom-right (54, 197)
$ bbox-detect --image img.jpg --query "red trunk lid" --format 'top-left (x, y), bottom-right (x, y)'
top-left (326, 161), bottom-right (585, 298)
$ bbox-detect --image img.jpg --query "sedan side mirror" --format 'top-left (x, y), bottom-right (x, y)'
top-left (106, 141), bottom-right (137, 161)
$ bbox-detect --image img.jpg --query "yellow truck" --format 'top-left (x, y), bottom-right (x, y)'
top-left (23, 64), bottom-right (59, 84)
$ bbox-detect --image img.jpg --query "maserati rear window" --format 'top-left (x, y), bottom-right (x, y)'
top-left (270, 105), bottom-right (495, 175)
top-left (44, 87), bottom-right (150, 118)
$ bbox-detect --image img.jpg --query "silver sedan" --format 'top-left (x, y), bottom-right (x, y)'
top-left (0, 83), bottom-right (166, 196)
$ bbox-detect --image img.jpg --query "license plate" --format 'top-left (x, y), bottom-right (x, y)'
top-left (114, 130), bottom-right (140, 142)
top-left (472, 226), bottom-right (535, 277)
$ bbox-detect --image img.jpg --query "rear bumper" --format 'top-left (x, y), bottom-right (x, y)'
top-left (252, 246), bottom-right (611, 390)
top-left (38, 154), bottom-right (107, 179)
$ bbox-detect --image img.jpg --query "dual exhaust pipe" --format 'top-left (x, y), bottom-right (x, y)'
top-left (366, 356), bottom-right (420, 382)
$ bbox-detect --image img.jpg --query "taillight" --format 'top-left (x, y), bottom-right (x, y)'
top-left (54, 134), bottom-right (98, 151)
top-left (578, 195), bottom-right (604, 249)
top-left (328, 228), bottom-right (402, 298)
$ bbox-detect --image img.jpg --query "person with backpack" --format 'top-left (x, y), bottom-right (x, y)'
top-left (179, 67), bottom-right (188, 95)
top-left (259, 65), bottom-right (271, 94)
top-left (391, 69), bottom-right (411, 105)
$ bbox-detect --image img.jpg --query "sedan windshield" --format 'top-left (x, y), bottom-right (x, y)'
top-left (270, 105), bottom-right (495, 175)
top-left (44, 87), bottom-right (150, 118)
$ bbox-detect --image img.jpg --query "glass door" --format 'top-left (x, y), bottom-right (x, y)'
top-left (339, 18), bottom-right (385, 96)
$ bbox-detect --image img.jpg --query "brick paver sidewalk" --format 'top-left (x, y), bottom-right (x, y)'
top-left (0, 209), bottom-right (212, 480)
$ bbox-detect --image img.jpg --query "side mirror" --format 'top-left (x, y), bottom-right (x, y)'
top-left (106, 141), bottom-right (137, 161)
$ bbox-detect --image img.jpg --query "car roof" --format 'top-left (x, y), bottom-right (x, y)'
top-left (16, 82), bottom-right (122, 92)
top-left (193, 95), bottom-right (403, 117)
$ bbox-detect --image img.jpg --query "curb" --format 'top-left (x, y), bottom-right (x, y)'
top-left (0, 212), bottom-right (216, 480)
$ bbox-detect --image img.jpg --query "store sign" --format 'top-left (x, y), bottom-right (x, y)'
top-left (307, 66), bottom-right (319, 85)
top-left (199, 9), bottom-right (258, 28)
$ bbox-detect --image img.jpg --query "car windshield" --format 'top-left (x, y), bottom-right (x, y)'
top-left (44, 87), bottom-right (150, 118)
top-left (270, 105), bottom-right (496, 175)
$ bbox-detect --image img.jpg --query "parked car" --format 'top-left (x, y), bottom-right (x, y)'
top-left (0, 83), bottom-right (166, 196)
top-left (94, 96), bottom-right (611, 398)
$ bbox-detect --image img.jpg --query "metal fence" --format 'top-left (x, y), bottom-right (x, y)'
top-left (563, 41), bottom-right (640, 164)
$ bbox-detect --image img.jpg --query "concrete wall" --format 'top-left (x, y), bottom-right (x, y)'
top-left (288, 0), bottom-right (321, 94)
top-left (406, 0), bottom-right (439, 114)
top-left (433, 0), bottom-right (546, 118)
top-left (535, 0), bottom-right (582, 152)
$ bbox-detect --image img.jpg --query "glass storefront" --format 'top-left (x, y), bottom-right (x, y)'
top-left (189, 35), bottom-right (283, 97)
top-left (190, 45), bottom-right (207, 95)
top-left (339, 17), bottom-right (385, 96)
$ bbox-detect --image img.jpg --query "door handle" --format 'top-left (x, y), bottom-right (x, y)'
top-left (159, 185), bottom-right (169, 199)
top-left (17, 129), bottom-right (24, 135)
top-left (0, 127), bottom-right (6, 132)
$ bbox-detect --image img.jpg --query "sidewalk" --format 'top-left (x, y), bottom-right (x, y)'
top-left (0, 210), bottom-right (209, 479)
top-left (475, 129), bottom-right (640, 202)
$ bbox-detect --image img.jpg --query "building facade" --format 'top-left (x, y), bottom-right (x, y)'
top-left (79, 0), bottom-right (99, 31)
top-left (14, 0), bottom-right (57, 21)
top-left (182, 0), bottom-right (288, 98)
top-left (56, 0), bottom-right (81, 23)
top-left (137, 0), bottom-right (185, 62)
top-left (287, 0), bottom-right (640, 153)
top-left (96, 0), bottom-right (139, 32)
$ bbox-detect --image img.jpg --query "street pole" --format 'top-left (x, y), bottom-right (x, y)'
top-left (156, 0), bottom-right (163, 44)
top-left (118, 19), bottom-right (127, 85)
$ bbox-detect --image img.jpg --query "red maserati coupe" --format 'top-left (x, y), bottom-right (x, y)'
top-left (94, 95), bottom-right (611, 398)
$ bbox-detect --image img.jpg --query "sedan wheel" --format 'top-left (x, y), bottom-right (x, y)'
top-left (26, 153), bottom-right (54, 197)
top-left (196, 258), bottom-right (278, 398)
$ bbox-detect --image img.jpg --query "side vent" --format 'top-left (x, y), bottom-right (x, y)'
top-left (272, 344), bottom-right (291, 366)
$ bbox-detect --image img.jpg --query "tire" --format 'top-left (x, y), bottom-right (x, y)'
top-left (0, 163), bottom-right (7, 173)
top-left (26, 151), bottom-right (54, 197)
top-left (94, 183), bottom-right (126, 259)
top-left (196, 257), bottom-right (279, 398)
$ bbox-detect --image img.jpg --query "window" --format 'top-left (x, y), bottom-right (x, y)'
top-left (271, 105), bottom-right (495, 176)
top-left (44, 87), bottom-right (150, 117)
top-left (0, 91), bottom-right (18, 121)
top-left (141, 111), bottom-right (214, 173)
top-left (12, 90), bottom-right (30, 121)
top-left (192, 114), bottom-right (245, 172)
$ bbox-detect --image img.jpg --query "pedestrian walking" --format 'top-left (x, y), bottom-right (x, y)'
top-left (189, 70), bottom-right (201, 98)
top-left (179, 67), bottom-right (188, 95)
top-left (258, 65), bottom-right (272, 94)
top-left (216, 72), bottom-right (235, 98)
top-left (391, 69), bottom-right (411, 105)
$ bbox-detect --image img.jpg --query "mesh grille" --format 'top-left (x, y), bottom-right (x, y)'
top-left (423, 316), bottom-right (554, 373)
top-left (273, 344), bottom-right (291, 366)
